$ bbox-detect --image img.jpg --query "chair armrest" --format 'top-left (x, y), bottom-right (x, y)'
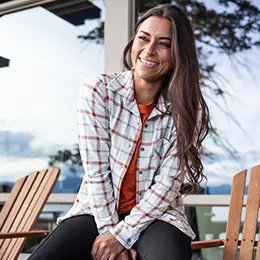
top-left (0, 230), bottom-right (49, 239)
top-left (191, 239), bottom-right (225, 250)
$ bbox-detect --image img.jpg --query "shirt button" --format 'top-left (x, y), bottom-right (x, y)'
top-left (139, 171), bottom-right (143, 174)
top-left (140, 147), bottom-right (145, 151)
top-left (127, 238), bottom-right (131, 243)
top-left (144, 124), bottom-right (148, 128)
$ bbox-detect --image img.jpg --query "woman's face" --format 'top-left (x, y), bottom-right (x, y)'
top-left (131, 16), bottom-right (173, 83)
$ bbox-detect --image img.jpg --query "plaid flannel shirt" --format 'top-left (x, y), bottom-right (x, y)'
top-left (57, 70), bottom-right (196, 249)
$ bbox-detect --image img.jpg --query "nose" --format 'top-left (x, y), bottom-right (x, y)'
top-left (145, 42), bottom-right (156, 56)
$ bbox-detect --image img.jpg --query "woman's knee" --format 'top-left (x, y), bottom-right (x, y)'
top-left (29, 215), bottom-right (98, 260)
top-left (134, 220), bottom-right (191, 260)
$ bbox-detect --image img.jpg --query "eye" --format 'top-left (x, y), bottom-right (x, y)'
top-left (138, 35), bottom-right (149, 42)
top-left (158, 42), bottom-right (171, 48)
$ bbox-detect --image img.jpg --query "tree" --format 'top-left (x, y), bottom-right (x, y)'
top-left (50, 0), bottom-right (260, 172)
top-left (49, 144), bottom-right (81, 175)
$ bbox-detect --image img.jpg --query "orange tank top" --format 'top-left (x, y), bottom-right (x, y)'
top-left (118, 102), bottom-right (154, 213)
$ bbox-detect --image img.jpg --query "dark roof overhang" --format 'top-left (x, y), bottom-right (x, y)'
top-left (0, 56), bottom-right (10, 68)
top-left (0, 0), bottom-right (100, 26)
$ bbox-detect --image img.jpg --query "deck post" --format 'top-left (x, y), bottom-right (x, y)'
top-left (104, 0), bottom-right (137, 72)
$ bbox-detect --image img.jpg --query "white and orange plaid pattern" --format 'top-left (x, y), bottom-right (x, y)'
top-left (58, 70), bottom-right (195, 249)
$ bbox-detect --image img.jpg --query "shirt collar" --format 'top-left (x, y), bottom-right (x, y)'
top-left (107, 70), bottom-right (171, 115)
top-left (106, 70), bottom-right (134, 102)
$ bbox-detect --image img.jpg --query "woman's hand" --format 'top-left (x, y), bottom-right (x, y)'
top-left (129, 248), bottom-right (137, 260)
top-left (118, 248), bottom-right (137, 260)
top-left (91, 233), bottom-right (125, 260)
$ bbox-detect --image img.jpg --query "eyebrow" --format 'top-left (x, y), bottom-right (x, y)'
top-left (139, 30), bottom-right (172, 41)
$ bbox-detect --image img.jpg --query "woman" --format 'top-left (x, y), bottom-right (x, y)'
top-left (29, 4), bottom-right (210, 260)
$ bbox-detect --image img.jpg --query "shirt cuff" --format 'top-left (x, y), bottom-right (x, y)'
top-left (109, 220), bottom-right (141, 249)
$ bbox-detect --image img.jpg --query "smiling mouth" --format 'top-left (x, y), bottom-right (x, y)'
top-left (139, 57), bottom-right (158, 68)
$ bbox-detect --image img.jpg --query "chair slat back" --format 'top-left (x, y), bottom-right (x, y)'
top-left (0, 168), bottom-right (60, 260)
top-left (6, 168), bottom-right (59, 260)
top-left (223, 169), bottom-right (247, 260)
top-left (2, 170), bottom-right (45, 260)
top-left (255, 207), bottom-right (260, 259)
top-left (0, 177), bottom-right (27, 230)
top-left (240, 165), bottom-right (260, 259)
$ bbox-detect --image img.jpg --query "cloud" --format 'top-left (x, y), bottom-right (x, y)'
top-left (0, 130), bottom-right (74, 181)
top-left (0, 156), bottom-right (48, 181)
top-left (0, 153), bottom-right (84, 182)
top-left (0, 130), bottom-right (51, 180)
top-left (0, 119), bottom-right (6, 126)
top-left (202, 149), bottom-right (260, 186)
top-left (0, 130), bottom-right (46, 157)
top-left (0, 130), bottom-right (79, 181)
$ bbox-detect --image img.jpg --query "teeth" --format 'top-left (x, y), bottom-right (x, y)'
top-left (140, 58), bottom-right (157, 66)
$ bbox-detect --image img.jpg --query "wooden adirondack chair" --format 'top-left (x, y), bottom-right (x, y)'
top-left (0, 167), bottom-right (60, 260)
top-left (191, 164), bottom-right (260, 259)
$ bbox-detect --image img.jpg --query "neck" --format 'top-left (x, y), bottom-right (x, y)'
top-left (133, 74), bottom-right (163, 105)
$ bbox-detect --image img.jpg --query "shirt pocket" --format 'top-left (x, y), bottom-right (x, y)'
top-left (153, 137), bottom-right (173, 161)
top-left (149, 138), bottom-right (173, 177)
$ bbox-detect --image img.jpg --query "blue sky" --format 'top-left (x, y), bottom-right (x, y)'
top-left (0, 1), bottom-right (260, 186)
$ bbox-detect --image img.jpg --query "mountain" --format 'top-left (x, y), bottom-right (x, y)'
top-left (207, 184), bottom-right (248, 194)
top-left (53, 175), bottom-right (82, 193)
top-left (0, 175), bottom-right (82, 193)
top-left (207, 184), bottom-right (232, 194)
top-left (0, 177), bottom-right (248, 195)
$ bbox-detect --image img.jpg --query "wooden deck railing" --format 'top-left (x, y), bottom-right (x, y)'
top-left (0, 193), bottom-right (248, 207)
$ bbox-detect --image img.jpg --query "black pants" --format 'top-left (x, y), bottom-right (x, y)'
top-left (29, 214), bottom-right (191, 260)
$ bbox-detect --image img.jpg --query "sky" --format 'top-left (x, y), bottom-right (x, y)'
top-left (0, 0), bottom-right (260, 187)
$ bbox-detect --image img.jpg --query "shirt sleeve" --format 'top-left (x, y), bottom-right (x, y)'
top-left (77, 75), bottom-right (119, 234)
top-left (109, 142), bottom-right (183, 249)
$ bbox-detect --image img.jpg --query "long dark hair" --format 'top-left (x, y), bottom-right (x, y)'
top-left (123, 4), bottom-right (210, 190)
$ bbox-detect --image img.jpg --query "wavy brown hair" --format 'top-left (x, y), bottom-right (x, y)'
top-left (122, 4), bottom-right (210, 190)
